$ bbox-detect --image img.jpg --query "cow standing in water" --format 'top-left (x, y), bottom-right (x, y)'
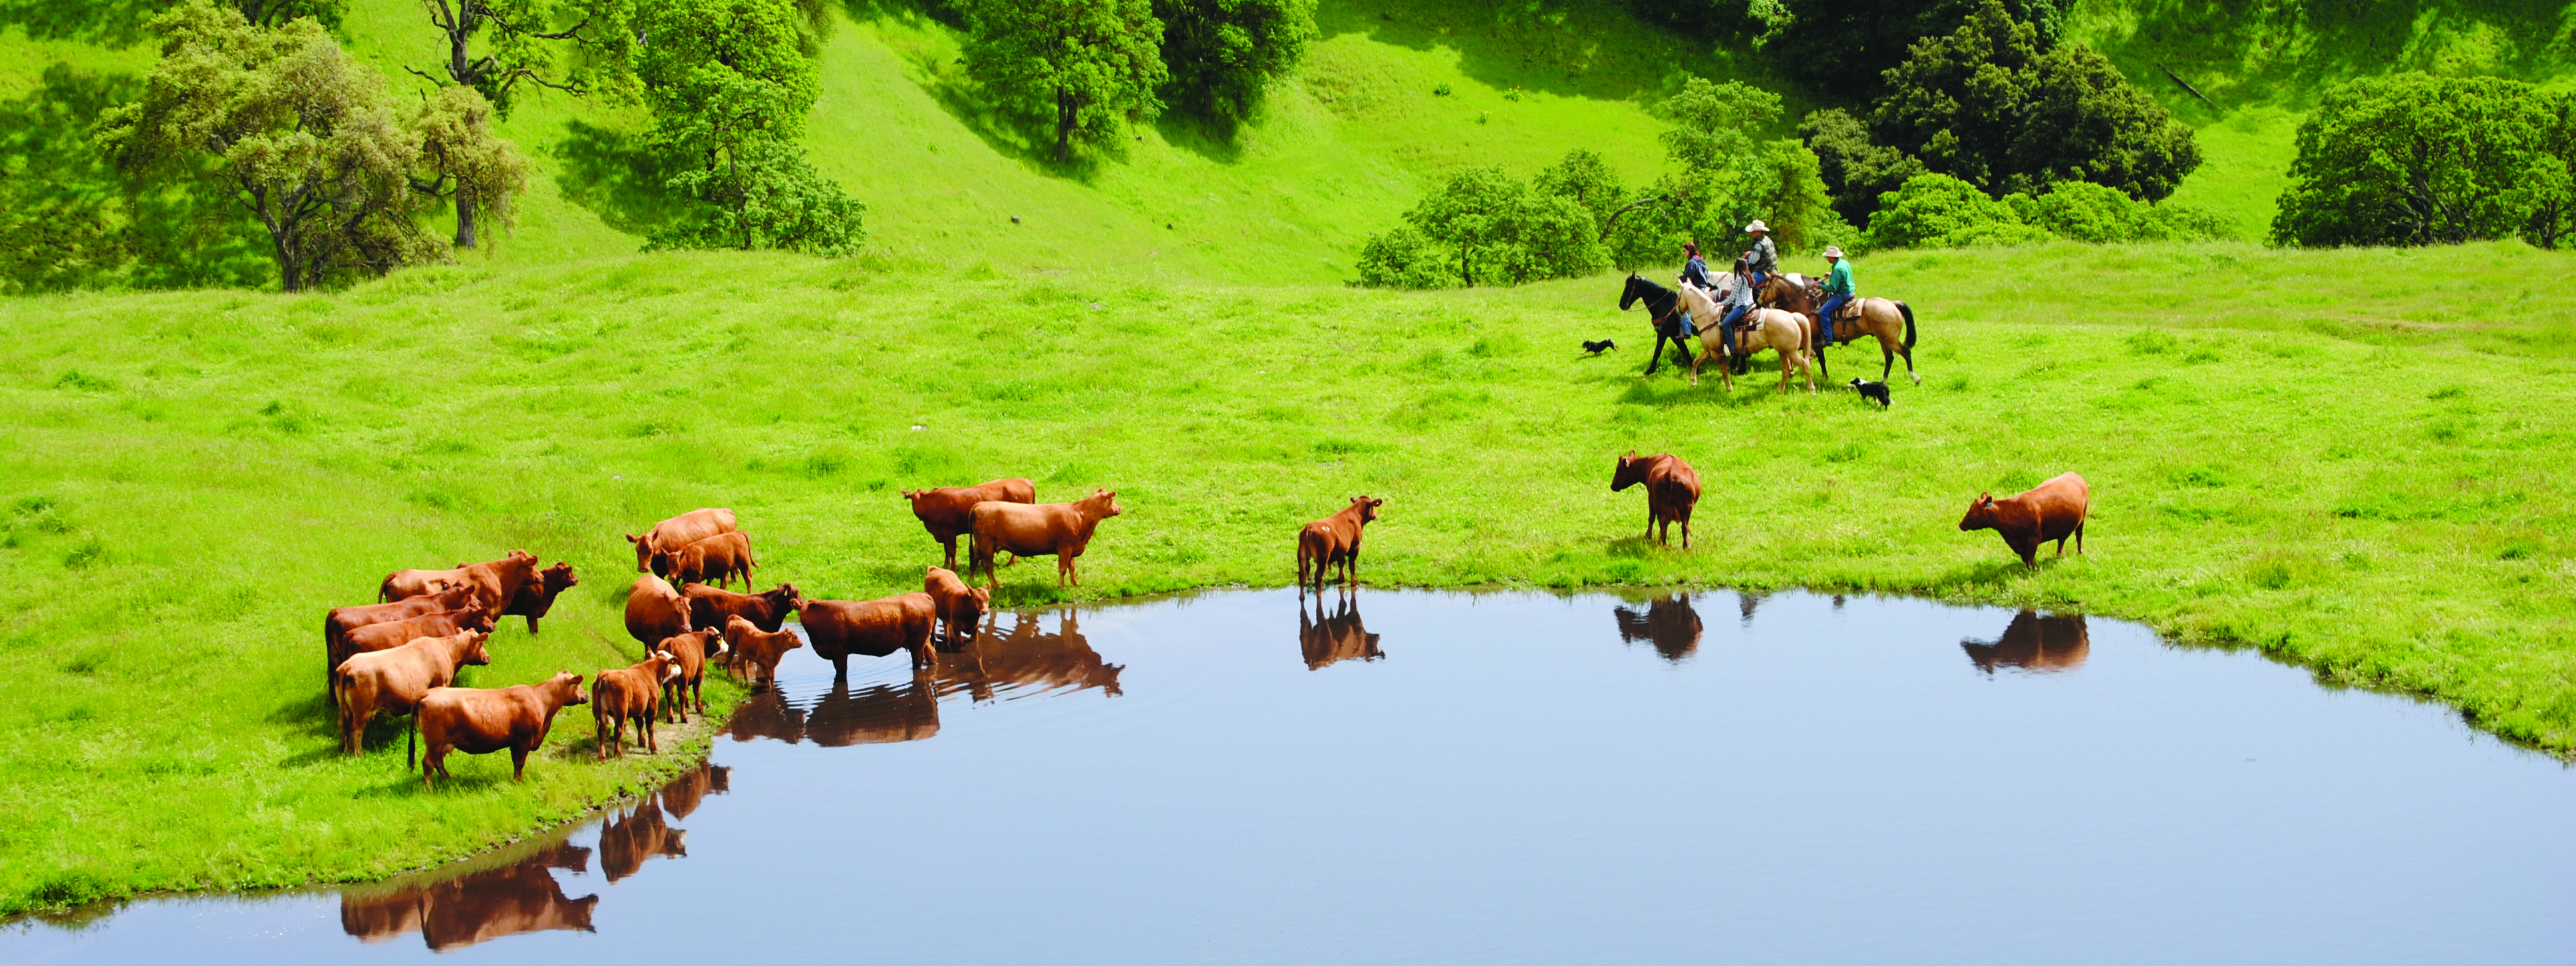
top-left (1297, 496), bottom-right (1384, 597)
top-left (1612, 451), bottom-right (1702, 548)
top-left (1959, 472), bottom-right (2090, 567)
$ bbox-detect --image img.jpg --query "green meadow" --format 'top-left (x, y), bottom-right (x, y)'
top-left (4, 0), bottom-right (2575, 921)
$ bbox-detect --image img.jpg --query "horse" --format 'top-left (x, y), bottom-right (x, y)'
top-left (1675, 282), bottom-right (1817, 393)
top-left (1757, 275), bottom-right (1922, 386)
top-left (1617, 274), bottom-right (1694, 376)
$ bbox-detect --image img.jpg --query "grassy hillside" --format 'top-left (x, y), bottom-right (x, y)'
top-left (2, 240), bottom-right (2573, 915)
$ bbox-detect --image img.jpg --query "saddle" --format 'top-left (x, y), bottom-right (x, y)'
top-left (1833, 299), bottom-right (1862, 321)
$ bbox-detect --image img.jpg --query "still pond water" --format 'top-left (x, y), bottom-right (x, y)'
top-left (9, 589), bottom-right (2575, 964)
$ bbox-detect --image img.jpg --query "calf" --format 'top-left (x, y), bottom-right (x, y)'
top-left (1612, 450), bottom-right (1702, 548)
top-left (500, 562), bottom-right (579, 633)
top-left (336, 602), bottom-right (496, 686)
top-left (967, 488), bottom-right (1124, 591)
top-left (627, 508), bottom-right (737, 575)
top-left (380, 550), bottom-right (540, 611)
top-left (624, 575), bottom-right (691, 647)
top-left (592, 652), bottom-right (679, 760)
top-left (903, 478), bottom-right (1038, 569)
top-left (924, 565), bottom-right (990, 646)
top-left (332, 629), bottom-right (493, 761)
top-left (1297, 495), bottom-right (1384, 596)
top-left (686, 582), bottom-right (804, 633)
top-left (415, 672), bottom-right (588, 786)
top-left (324, 585), bottom-right (476, 705)
top-left (724, 615), bottom-right (804, 689)
top-left (799, 593), bottom-right (938, 677)
top-left (656, 627), bottom-right (726, 723)
top-left (656, 531), bottom-right (755, 589)
top-left (1959, 472), bottom-right (2091, 568)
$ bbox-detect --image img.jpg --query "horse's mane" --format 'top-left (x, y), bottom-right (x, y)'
top-left (1629, 275), bottom-right (1674, 299)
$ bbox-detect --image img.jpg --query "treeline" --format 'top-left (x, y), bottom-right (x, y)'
top-left (0, 0), bottom-right (1323, 293)
top-left (2273, 74), bottom-right (2576, 249)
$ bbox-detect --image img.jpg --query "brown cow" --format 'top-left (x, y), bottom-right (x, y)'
top-left (967, 488), bottom-right (1124, 591)
top-left (626, 508), bottom-right (738, 575)
top-left (336, 602), bottom-right (498, 690)
top-left (1959, 472), bottom-right (2090, 567)
top-left (1612, 450), bottom-right (1702, 548)
top-left (623, 575), bottom-right (691, 647)
top-left (655, 627), bottom-right (726, 723)
top-left (498, 562), bottom-right (579, 633)
top-left (1297, 495), bottom-right (1384, 596)
top-left (379, 550), bottom-right (539, 611)
top-left (724, 615), bottom-right (804, 689)
top-left (415, 672), bottom-right (588, 786)
top-left (800, 592), bottom-right (938, 677)
top-left (333, 629), bottom-right (494, 760)
top-left (325, 585), bottom-right (478, 706)
top-left (591, 652), bottom-right (679, 760)
top-left (903, 478), bottom-right (1038, 569)
top-left (924, 565), bottom-right (990, 646)
top-left (655, 531), bottom-right (755, 590)
top-left (685, 582), bottom-right (803, 633)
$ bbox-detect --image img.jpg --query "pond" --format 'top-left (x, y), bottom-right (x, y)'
top-left (9, 589), bottom-right (2576, 964)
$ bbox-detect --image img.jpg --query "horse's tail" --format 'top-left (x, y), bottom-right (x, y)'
top-left (1898, 301), bottom-right (1917, 351)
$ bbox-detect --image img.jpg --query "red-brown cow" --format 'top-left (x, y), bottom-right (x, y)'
top-left (799, 593), bottom-right (938, 677)
top-left (336, 602), bottom-right (497, 689)
top-left (591, 653), bottom-right (679, 760)
top-left (333, 629), bottom-right (493, 761)
top-left (415, 672), bottom-right (588, 786)
top-left (499, 562), bottom-right (579, 633)
top-left (655, 627), bottom-right (726, 723)
top-left (723, 615), bottom-right (803, 689)
top-left (685, 583), bottom-right (802, 633)
top-left (903, 478), bottom-right (1038, 569)
top-left (324, 586), bottom-right (477, 705)
top-left (1959, 472), bottom-right (2090, 567)
top-left (967, 488), bottom-right (1124, 591)
top-left (623, 575), bottom-right (691, 647)
top-left (626, 509), bottom-right (737, 575)
top-left (923, 566), bottom-right (989, 646)
top-left (1297, 496), bottom-right (1384, 596)
top-left (379, 551), bottom-right (540, 611)
top-left (1612, 450), bottom-right (1702, 548)
top-left (655, 532), bottom-right (755, 590)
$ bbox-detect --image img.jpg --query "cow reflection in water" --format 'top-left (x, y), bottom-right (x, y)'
top-left (939, 607), bottom-right (1125, 700)
top-left (599, 800), bottom-right (687, 883)
top-left (339, 841), bottom-right (598, 951)
top-left (1299, 595), bottom-right (1382, 670)
top-left (727, 678), bottom-right (942, 745)
top-left (1962, 611), bottom-right (2091, 673)
top-left (1613, 593), bottom-right (1703, 662)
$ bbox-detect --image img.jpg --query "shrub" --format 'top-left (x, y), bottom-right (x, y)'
top-left (2007, 181), bottom-right (2232, 242)
top-left (1865, 173), bottom-right (2050, 249)
top-left (1799, 107), bottom-right (1925, 230)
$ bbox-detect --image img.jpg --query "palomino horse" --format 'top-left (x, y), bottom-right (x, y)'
top-left (1675, 283), bottom-right (1816, 393)
top-left (1756, 276), bottom-right (1922, 386)
top-left (1617, 274), bottom-right (1693, 375)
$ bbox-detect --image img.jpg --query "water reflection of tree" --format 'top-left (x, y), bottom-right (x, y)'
top-left (1613, 592), bottom-right (1704, 662)
top-left (1961, 611), bottom-right (2090, 674)
top-left (1299, 594), bottom-right (1384, 670)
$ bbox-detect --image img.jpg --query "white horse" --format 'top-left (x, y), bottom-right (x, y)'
top-left (1677, 281), bottom-right (1816, 393)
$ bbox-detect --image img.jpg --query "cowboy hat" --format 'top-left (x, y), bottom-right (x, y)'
top-left (1744, 220), bottom-right (1768, 233)
top-left (1822, 245), bottom-right (1844, 257)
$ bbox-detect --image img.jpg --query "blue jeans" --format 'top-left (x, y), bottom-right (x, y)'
top-left (1718, 304), bottom-right (1752, 354)
top-left (1818, 294), bottom-right (1848, 345)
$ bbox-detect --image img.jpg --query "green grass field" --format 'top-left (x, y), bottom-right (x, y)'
top-left (4, 0), bottom-right (2575, 921)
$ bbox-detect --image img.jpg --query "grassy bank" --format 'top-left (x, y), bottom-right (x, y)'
top-left (1, 238), bottom-right (2571, 914)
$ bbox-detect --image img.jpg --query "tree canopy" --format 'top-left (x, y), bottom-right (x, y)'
top-left (2272, 73), bottom-right (2567, 248)
top-left (629, 0), bottom-right (864, 255)
top-left (1152, 0), bottom-right (1315, 130)
top-left (1768, 0), bottom-right (2070, 103)
top-left (963, 0), bottom-right (1168, 163)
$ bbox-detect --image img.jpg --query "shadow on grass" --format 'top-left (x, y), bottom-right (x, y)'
top-left (554, 121), bottom-right (685, 238)
top-left (2092, 0), bottom-right (2573, 112)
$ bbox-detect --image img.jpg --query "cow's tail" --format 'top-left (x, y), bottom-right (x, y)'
top-left (1899, 301), bottom-right (1917, 350)
top-left (377, 579), bottom-right (395, 603)
top-left (407, 709), bottom-right (418, 770)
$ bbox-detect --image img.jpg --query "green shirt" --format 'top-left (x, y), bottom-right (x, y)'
top-left (1824, 259), bottom-right (1854, 296)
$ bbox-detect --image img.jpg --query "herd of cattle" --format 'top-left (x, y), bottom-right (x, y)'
top-left (318, 445), bottom-right (2090, 784)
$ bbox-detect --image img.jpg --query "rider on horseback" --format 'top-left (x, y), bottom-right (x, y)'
top-left (1675, 242), bottom-right (1712, 336)
top-left (1817, 245), bottom-right (1853, 345)
top-left (1715, 257), bottom-right (1756, 357)
top-left (1741, 221), bottom-right (1776, 289)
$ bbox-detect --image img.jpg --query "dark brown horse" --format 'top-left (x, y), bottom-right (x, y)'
top-left (1756, 276), bottom-right (1921, 386)
top-left (1618, 274), bottom-right (1694, 375)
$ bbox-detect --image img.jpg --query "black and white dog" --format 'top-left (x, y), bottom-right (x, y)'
top-left (1581, 339), bottom-right (1618, 355)
top-left (1849, 377), bottom-right (1891, 408)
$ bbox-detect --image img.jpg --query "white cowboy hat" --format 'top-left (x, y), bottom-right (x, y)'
top-left (1744, 220), bottom-right (1768, 233)
top-left (1822, 245), bottom-right (1844, 257)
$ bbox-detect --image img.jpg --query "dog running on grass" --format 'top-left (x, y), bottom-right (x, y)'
top-left (1581, 339), bottom-right (1617, 355)
top-left (1850, 377), bottom-right (1891, 408)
